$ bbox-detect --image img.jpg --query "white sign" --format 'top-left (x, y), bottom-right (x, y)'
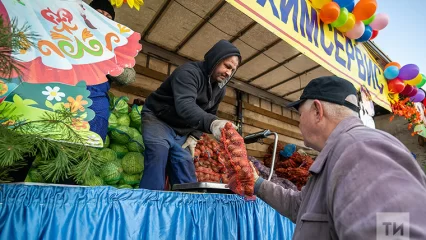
top-left (376, 212), bottom-right (410, 240)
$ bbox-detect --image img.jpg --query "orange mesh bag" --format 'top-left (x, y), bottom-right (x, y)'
top-left (220, 122), bottom-right (256, 200)
top-left (274, 152), bottom-right (314, 190)
top-left (194, 135), bottom-right (227, 183)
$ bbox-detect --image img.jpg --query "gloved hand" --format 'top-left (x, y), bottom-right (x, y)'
top-left (210, 120), bottom-right (237, 140)
top-left (109, 68), bottom-right (136, 85)
top-left (182, 135), bottom-right (198, 158)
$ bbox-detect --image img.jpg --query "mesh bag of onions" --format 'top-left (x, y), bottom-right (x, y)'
top-left (220, 122), bottom-right (256, 200)
top-left (194, 135), bottom-right (226, 182)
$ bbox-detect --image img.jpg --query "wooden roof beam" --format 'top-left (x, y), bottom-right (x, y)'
top-left (265, 65), bottom-right (321, 91)
top-left (173, 1), bottom-right (226, 52)
top-left (246, 53), bottom-right (302, 83)
top-left (142, 0), bottom-right (172, 40)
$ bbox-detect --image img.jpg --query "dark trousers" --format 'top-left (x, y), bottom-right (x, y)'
top-left (139, 107), bottom-right (197, 190)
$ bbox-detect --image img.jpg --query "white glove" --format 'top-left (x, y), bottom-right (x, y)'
top-left (182, 135), bottom-right (198, 158)
top-left (210, 120), bottom-right (237, 140)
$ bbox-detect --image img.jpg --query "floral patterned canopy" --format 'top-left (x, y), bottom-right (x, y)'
top-left (0, 0), bottom-right (142, 147)
top-left (0, 0), bottom-right (141, 91)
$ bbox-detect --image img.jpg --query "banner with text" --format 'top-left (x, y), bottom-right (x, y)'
top-left (227, 0), bottom-right (390, 110)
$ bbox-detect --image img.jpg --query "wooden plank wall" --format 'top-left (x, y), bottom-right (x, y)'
top-left (111, 53), bottom-right (312, 159)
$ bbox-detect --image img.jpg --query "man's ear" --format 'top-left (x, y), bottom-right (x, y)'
top-left (312, 100), bottom-right (324, 122)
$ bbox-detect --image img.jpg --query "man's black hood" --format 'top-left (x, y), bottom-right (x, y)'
top-left (90, 0), bottom-right (115, 20)
top-left (203, 40), bottom-right (241, 81)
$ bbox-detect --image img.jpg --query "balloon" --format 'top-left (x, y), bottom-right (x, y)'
top-left (345, 21), bottom-right (365, 39)
top-left (416, 74), bottom-right (426, 88)
top-left (400, 85), bottom-right (414, 96)
top-left (370, 30), bottom-right (379, 40)
top-left (385, 62), bottom-right (401, 69)
top-left (353, 0), bottom-right (377, 21)
top-left (334, 0), bottom-right (354, 8)
top-left (384, 66), bottom-right (399, 80)
top-left (405, 73), bottom-right (423, 86)
top-left (346, 1), bottom-right (355, 12)
top-left (408, 87), bottom-right (418, 97)
top-left (416, 79), bottom-right (426, 88)
top-left (319, 2), bottom-right (340, 24)
top-left (336, 13), bottom-right (356, 32)
top-left (331, 8), bottom-right (349, 27)
top-left (410, 89), bottom-right (425, 102)
top-left (311, 0), bottom-right (332, 9)
top-left (356, 25), bottom-right (373, 42)
top-left (387, 78), bottom-right (405, 93)
top-left (362, 15), bottom-right (375, 25)
top-left (423, 97), bottom-right (426, 106)
top-left (369, 13), bottom-right (389, 30)
top-left (398, 64), bottom-right (420, 80)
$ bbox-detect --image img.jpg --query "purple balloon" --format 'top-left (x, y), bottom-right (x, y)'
top-left (410, 89), bottom-right (426, 102)
top-left (400, 85), bottom-right (414, 96)
top-left (398, 64), bottom-right (420, 80)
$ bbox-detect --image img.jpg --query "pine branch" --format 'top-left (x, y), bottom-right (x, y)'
top-left (70, 147), bottom-right (104, 184)
top-left (0, 160), bottom-right (27, 183)
top-left (37, 145), bottom-right (76, 182)
top-left (0, 125), bottom-right (35, 167)
top-left (0, 105), bottom-right (104, 183)
top-left (13, 109), bottom-right (88, 146)
top-left (0, 16), bottom-right (39, 78)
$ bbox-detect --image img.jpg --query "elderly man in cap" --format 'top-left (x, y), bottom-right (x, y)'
top-left (236, 76), bottom-right (426, 239)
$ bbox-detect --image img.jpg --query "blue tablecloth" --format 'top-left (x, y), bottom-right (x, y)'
top-left (0, 183), bottom-right (295, 240)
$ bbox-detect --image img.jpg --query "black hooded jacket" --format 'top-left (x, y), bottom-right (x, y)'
top-left (144, 40), bottom-right (241, 139)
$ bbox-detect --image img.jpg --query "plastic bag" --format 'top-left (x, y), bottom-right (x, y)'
top-left (279, 144), bottom-right (296, 158)
top-left (248, 156), bottom-right (298, 191)
top-left (129, 104), bottom-right (143, 130)
top-left (110, 96), bottom-right (129, 116)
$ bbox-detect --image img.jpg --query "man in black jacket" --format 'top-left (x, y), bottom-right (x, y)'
top-left (139, 40), bottom-right (241, 190)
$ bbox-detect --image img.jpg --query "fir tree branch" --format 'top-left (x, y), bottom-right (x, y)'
top-left (70, 148), bottom-right (103, 184)
top-left (0, 125), bottom-right (35, 167)
top-left (0, 160), bottom-right (27, 183)
top-left (0, 16), bottom-right (39, 78)
top-left (37, 145), bottom-right (76, 182)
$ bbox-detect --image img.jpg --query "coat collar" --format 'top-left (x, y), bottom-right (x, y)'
top-left (309, 117), bottom-right (364, 174)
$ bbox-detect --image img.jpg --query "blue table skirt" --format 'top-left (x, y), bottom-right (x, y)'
top-left (0, 183), bottom-right (295, 240)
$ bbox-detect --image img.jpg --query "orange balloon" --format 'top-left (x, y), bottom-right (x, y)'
top-left (385, 62), bottom-right (401, 70)
top-left (353, 0), bottom-right (377, 21)
top-left (319, 2), bottom-right (340, 24)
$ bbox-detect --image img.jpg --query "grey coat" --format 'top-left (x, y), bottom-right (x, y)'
top-left (257, 117), bottom-right (426, 239)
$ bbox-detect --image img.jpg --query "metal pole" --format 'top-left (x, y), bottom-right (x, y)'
top-left (268, 132), bottom-right (279, 181)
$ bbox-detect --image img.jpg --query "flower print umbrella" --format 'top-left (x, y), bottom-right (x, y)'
top-left (0, 0), bottom-right (142, 147)
top-left (0, 0), bottom-right (141, 89)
